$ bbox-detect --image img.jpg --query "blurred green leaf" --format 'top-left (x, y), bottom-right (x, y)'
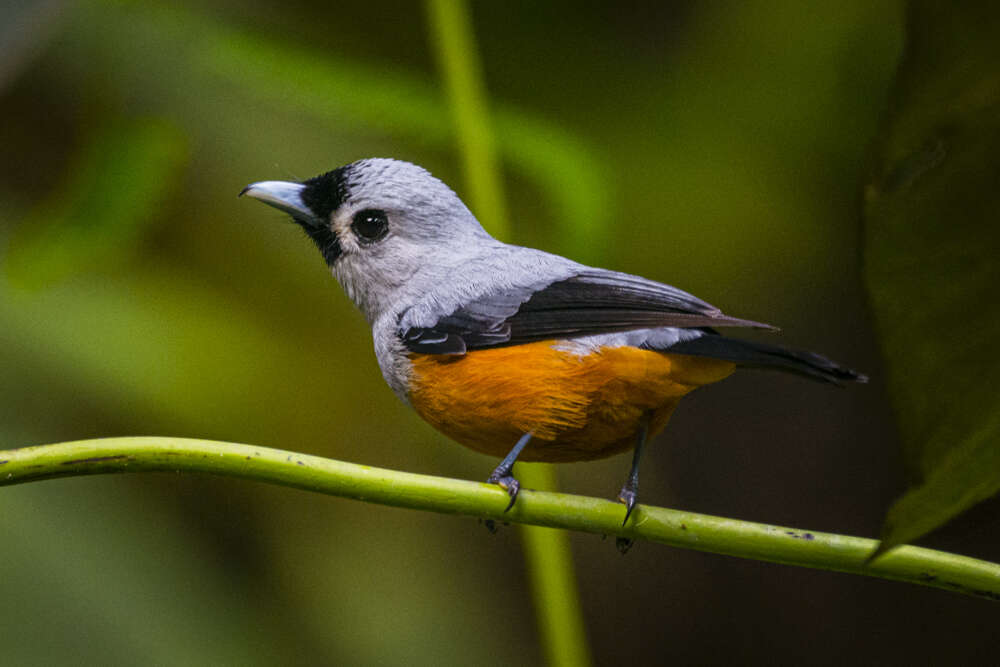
top-left (0, 0), bottom-right (67, 92)
top-left (864, 0), bottom-right (1000, 552)
top-left (0, 479), bottom-right (298, 665)
top-left (4, 117), bottom-right (188, 289)
top-left (64, 0), bottom-right (608, 259)
top-left (0, 266), bottom-right (369, 443)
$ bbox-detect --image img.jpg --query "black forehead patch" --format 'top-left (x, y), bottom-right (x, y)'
top-left (301, 166), bottom-right (350, 220)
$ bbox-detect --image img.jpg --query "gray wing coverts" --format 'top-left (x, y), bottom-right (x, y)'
top-left (400, 269), bottom-right (771, 353)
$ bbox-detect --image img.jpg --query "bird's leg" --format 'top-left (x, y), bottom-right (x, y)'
top-left (618, 413), bottom-right (651, 527)
top-left (487, 432), bottom-right (533, 512)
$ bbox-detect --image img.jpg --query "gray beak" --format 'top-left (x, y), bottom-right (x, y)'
top-left (239, 181), bottom-right (317, 224)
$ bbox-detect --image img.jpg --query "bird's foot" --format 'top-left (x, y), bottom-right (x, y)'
top-left (615, 484), bottom-right (639, 553)
top-left (487, 469), bottom-right (521, 513)
top-left (482, 433), bottom-right (532, 534)
top-left (617, 483), bottom-right (639, 526)
top-left (485, 431), bottom-right (531, 516)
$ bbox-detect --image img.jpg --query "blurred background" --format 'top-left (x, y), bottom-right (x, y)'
top-left (1, 0), bottom-right (997, 664)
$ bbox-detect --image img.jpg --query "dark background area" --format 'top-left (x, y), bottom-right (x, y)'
top-left (1, 1), bottom-right (997, 664)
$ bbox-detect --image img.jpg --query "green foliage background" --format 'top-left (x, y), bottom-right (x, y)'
top-left (1, 1), bottom-right (997, 664)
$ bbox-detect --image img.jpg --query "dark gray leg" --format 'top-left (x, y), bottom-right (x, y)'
top-left (618, 414), bottom-right (650, 526)
top-left (487, 432), bottom-right (533, 512)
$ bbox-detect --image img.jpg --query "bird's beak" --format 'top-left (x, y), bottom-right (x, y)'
top-left (239, 181), bottom-right (318, 225)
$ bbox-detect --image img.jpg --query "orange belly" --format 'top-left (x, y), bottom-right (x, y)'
top-left (408, 341), bottom-right (734, 462)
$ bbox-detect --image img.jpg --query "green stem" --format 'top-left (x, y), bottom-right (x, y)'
top-left (426, 2), bottom-right (587, 664)
top-left (426, 0), bottom-right (510, 239)
top-left (518, 464), bottom-right (592, 667)
top-left (3, 438), bottom-right (999, 602)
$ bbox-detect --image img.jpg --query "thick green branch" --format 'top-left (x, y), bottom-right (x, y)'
top-left (2, 437), bottom-right (998, 601)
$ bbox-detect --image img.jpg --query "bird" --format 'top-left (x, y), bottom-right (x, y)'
top-left (241, 158), bottom-right (866, 525)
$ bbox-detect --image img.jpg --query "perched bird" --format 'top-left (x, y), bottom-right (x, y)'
top-left (241, 158), bottom-right (865, 524)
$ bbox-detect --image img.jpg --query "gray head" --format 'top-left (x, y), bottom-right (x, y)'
top-left (241, 158), bottom-right (495, 321)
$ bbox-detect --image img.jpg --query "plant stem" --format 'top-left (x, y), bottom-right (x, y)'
top-left (426, 2), bottom-right (588, 664)
top-left (2, 438), bottom-right (999, 602)
top-left (519, 463), bottom-right (592, 667)
top-left (426, 0), bottom-right (510, 239)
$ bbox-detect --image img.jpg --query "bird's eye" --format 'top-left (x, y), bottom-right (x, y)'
top-left (351, 209), bottom-right (389, 243)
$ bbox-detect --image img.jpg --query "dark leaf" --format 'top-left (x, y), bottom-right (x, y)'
top-left (864, 0), bottom-right (1000, 555)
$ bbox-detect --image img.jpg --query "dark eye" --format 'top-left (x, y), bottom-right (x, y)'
top-left (351, 209), bottom-right (389, 243)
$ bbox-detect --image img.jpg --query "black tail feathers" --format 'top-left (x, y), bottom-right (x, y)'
top-left (666, 335), bottom-right (867, 385)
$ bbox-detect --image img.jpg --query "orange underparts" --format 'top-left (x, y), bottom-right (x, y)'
top-left (408, 341), bottom-right (735, 463)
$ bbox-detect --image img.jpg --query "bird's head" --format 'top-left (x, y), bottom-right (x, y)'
top-left (242, 158), bottom-right (492, 322)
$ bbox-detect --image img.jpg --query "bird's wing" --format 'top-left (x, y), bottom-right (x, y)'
top-left (400, 269), bottom-right (774, 355)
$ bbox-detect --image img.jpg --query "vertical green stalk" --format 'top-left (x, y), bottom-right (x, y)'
top-left (426, 2), bottom-right (590, 665)
top-left (426, 0), bottom-right (510, 239)
top-left (518, 464), bottom-right (593, 667)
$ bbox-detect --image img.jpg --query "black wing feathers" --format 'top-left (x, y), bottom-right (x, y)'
top-left (402, 272), bottom-right (773, 354)
top-left (666, 335), bottom-right (868, 384)
top-left (401, 271), bottom-right (866, 384)
top-left (522, 272), bottom-right (715, 313)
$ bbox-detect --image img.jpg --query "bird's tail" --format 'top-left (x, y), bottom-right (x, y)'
top-left (666, 335), bottom-right (867, 385)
